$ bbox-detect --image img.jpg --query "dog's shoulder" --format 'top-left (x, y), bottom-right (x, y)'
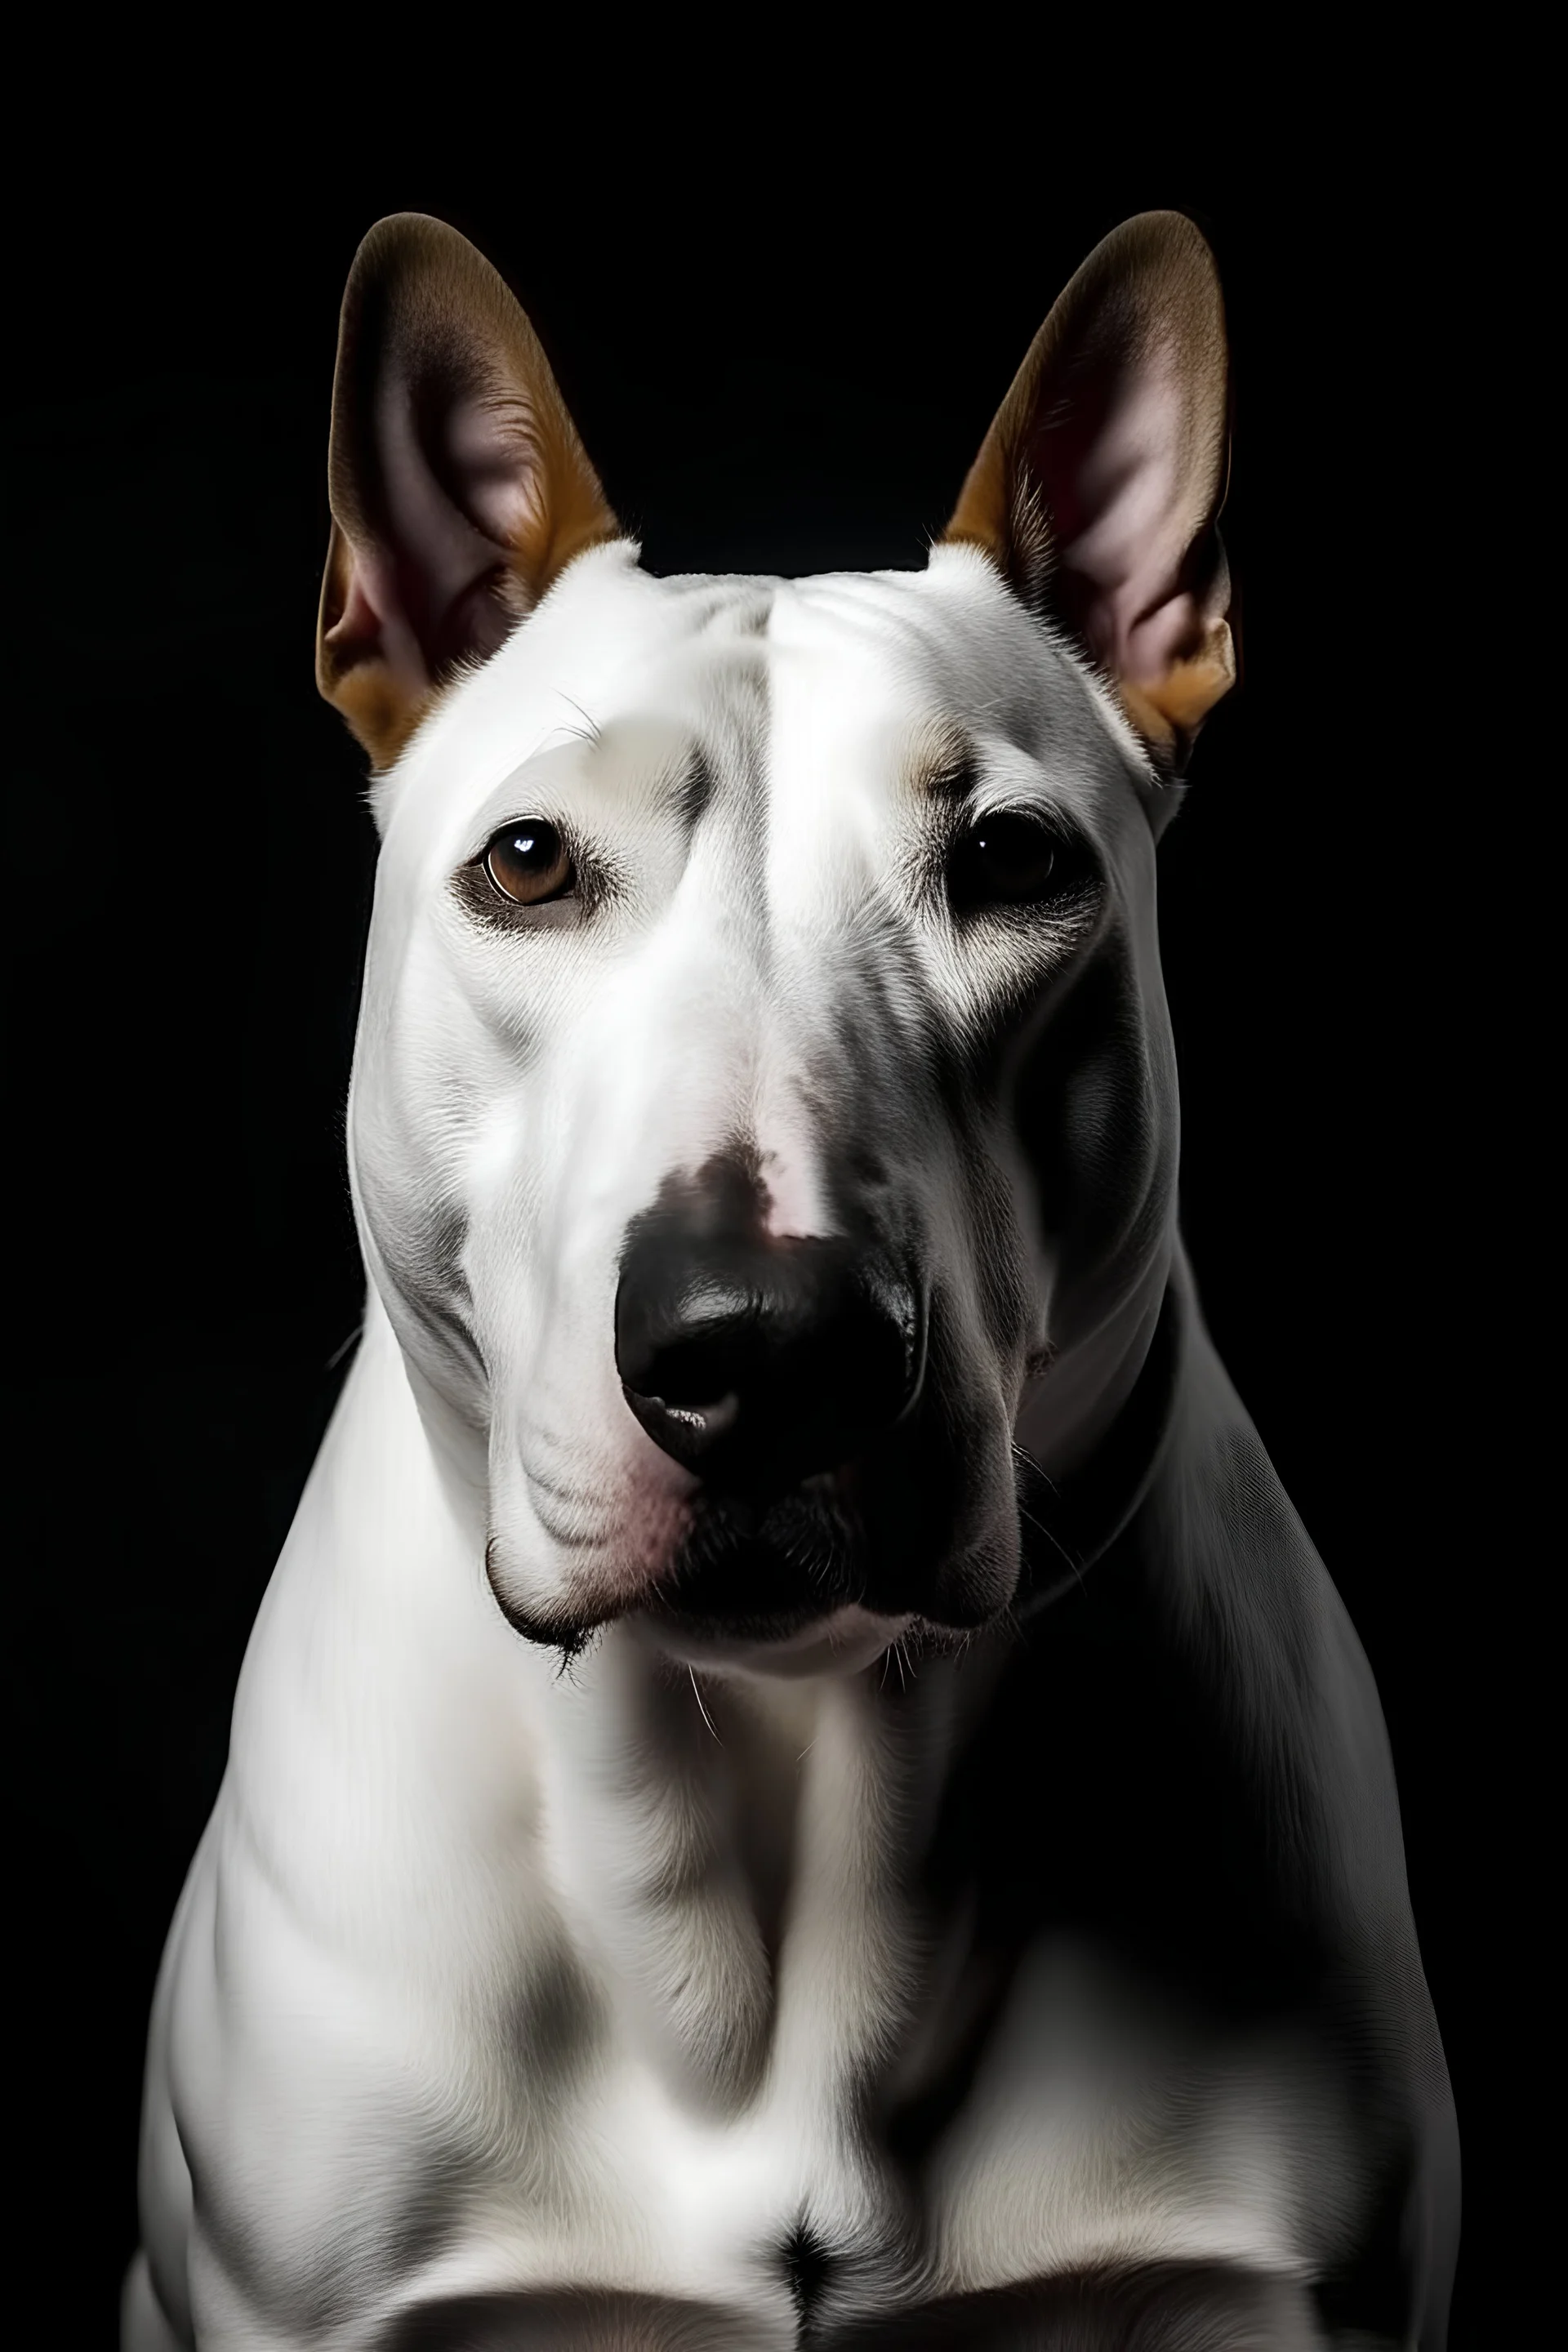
top-left (1135, 1314), bottom-right (1414, 1928)
top-left (1129, 1312), bottom-right (1459, 2301)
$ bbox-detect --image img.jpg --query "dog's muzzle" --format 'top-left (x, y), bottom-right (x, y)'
top-left (613, 1209), bottom-right (929, 1648)
top-left (600, 1160), bottom-right (1022, 1652)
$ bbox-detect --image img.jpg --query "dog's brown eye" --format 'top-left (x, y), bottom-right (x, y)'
top-left (950, 812), bottom-right (1065, 908)
top-left (482, 819), bottom-right (574, 906)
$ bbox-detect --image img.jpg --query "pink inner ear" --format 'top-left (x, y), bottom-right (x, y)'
top-left (324, 550), bottom-right (425, 694)
top-left (1040, 341), bottom-right (1211, 685)
top-left (441, 393), bottom-right (544, 547)
top-left (331, 375), bottom-right (546, 689)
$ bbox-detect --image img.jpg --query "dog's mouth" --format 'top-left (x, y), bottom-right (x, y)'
top-left (644, 1481), bottom-right (871, 1642)
top-left (635, 1486), bottom-right (923, 1679)
top-left (492, 1405), bottom-right (1021, 1665)
top-left (633, 1468), bottom-right (1004, 1675)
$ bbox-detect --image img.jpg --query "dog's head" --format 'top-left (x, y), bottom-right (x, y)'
top-left (317, 214), bottom-right (1233, 1673)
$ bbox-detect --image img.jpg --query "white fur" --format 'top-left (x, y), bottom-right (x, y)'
top-left (127, 542), bottom-right (1441, 2350)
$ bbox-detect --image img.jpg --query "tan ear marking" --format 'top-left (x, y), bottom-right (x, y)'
top-left (1115, 626), bottom-right (1236, 757)
top-left (314, 213), bottom-right (622, 770)
top-left (942, 212), bottom-right (1235, 770)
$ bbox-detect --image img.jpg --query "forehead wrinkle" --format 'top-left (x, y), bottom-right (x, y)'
top-left (597, 632), bottom-right (772, 826)
top-left (772, 578), bottom-right (1049, 757)
top-left (854, 567), bottom-right (1123, 762)
top-left (492, 595), bottom-right (774, 786)
top-left (568, 715), bottom-right (706, 830)
top-left (479, 642), bottom-right (769, 839)
top-left (640, 635), bottom-right (773, 959)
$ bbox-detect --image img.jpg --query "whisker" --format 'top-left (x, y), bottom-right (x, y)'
top-left (1011, 1441), bottom-right (1086, 1597)
top-left (689, 1668), bottom-right (721, 1744)
top-left (555, 693), bottom-right (603, 746)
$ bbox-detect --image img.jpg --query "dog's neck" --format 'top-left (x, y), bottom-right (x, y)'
top-left (240, 1241), bottom-right (1205, 2129)
top-left (1013, 1241), bottom-right (1190, 1612)
top-left (514, 1250), bottom-right (1197, 2119)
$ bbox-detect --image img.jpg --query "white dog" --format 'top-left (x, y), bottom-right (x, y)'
top-left (126, 211), bottom-right (1459, 2350)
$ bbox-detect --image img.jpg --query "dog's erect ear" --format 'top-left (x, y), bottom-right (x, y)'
top-left (316, 214), bottom-right (622, 769)
top-left (943, 212), bottom-right (1233, 770)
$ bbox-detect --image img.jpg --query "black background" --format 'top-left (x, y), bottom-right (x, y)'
top-left (8, 115), bottom-right (1490, 2345)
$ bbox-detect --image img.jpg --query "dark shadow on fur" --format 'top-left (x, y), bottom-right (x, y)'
top-left (818, 2259), bottom-right (1326, 2350)
top-left (383, 2285), bottom-right (764, 2350)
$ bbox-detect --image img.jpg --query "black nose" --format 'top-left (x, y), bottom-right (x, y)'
top-left (614, 1181), bottom-right (924, 1493)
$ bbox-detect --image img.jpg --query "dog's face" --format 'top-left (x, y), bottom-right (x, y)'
top-left (318, 214), bottom-right (1234, 1672)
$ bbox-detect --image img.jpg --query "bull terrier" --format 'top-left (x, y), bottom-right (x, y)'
top-left (125, 210), bottom-right (1459, 2350)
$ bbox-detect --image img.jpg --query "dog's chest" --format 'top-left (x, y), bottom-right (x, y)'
top-left (180, 1557), bottom-right (1366, 2351)
top-left (291, 1876), bottom-right (1337, 2345)
top-left (280, 1659), bottom-right (1335, 2329)
top-left (225, 1666), bottom-right (938, 2336)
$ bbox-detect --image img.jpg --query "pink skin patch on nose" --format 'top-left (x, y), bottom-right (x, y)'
top-left (756, 1149), bottom-right (831, 1244)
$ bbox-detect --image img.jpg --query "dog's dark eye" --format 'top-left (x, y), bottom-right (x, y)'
top-left (949, 812), bottom-right (1069, 908)
top-left (482, 820), bottom-right (574, 906)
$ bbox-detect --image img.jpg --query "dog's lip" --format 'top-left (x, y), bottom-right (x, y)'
top-left (635, 1495), bottom-right (880, 1659)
